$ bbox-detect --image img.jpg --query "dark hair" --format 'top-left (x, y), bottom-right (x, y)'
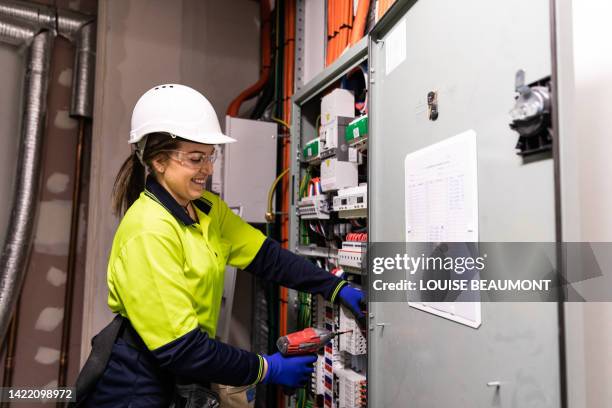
top-left (112, 132), bottom-right (182, 215)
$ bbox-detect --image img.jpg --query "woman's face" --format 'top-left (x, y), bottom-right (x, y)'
top-left (153, 141), bottom-right (215, 206)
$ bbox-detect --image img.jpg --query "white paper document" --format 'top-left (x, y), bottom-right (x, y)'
top-left (404, 130), bottom-right (478, 242)
top-left (404, 130), bottom-right (481, 328)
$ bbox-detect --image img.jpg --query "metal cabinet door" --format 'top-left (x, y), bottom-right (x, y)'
top-left (368, 1), bottom-right (561, 407)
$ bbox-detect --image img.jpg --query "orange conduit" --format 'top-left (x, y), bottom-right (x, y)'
top-left (350, 0), bottom-right (370, 45)
top-left (226, 0), bottom-right (272, 117)
top-left (279, 1), bottom-right (296, 405)
top-left (327, 0), bottom-right (360, 66)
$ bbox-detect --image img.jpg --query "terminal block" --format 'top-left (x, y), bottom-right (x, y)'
top-left (297, 195), bottom-right (330, 219)
top-left (338, 241), bottom-right (366, 272)
top-left (333, 184), bottom-right (367, 218)
top-left (323, 300), bottom-right (340, 408)
top-left (336, 367), bottom-right (367, 408)
top-left (313, 354), bottom-right (326, 396)
top-left (339, 306), bottom-right (367, 356)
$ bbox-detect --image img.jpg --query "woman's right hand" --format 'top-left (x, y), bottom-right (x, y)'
top-left (261, 353), bottom-right (317, 388)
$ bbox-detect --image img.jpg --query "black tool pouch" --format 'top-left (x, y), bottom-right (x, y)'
top-left (170, 383), bottom-right (220, 408)
top-left (72, 315), bottom-right (125, 407)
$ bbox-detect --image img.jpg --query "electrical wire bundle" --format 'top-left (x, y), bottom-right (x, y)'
top-left (310, 221), bottom-right (327, 239)
top-left (300, 176), bottom-right (328, 240)
top-left (326, 0), bottom-right (372, 66)
top-left (296, 281), bottom-right (313, 407)
top-left (307, 177), bottom-right (323, 197)
top-left (350, 218), bottom-right (367, 232)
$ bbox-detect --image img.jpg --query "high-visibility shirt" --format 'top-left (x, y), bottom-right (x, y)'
top-left (107, 177), bottom-right (266, 349)
top-left (101, 176), bottom-right (346, 394)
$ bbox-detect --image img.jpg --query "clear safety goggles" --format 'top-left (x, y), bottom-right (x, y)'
top-left (165, 149), bottom-right (218, 169)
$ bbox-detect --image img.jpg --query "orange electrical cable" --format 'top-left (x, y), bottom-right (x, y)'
top-left (346, 0), bottom-right (351, 28)
top-left (330, 0), bottom-right (334, 35)
top-left (327, 0), bottom-right (332, 44)
top-left (350, 0), bottom-right (370, 45)
top-left (279, 3), bottom-right (296, 407)
top-left (334, 33), bottom-right (338, 62)
top-left (376, 0), bottom-right (383, 20)
top-left (326, 0), bottom-right (333, 66)
top-left (338, 0), bottom-right (342, 34)
top-left (281, 0), bottom-right (297, 340)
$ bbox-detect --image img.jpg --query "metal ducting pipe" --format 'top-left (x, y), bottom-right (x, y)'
top-left (0, 0), bottom-right (90, 38)
top-left (0, 14), bottom-right (34, 45)
top-left (71, 21), bottom-right (95, 118)
top-left (0, 0), bottom-right (95, 118)
top-left (0, 25), bottom-right (53, 348)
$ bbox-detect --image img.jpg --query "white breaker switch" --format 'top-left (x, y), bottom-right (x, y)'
top-left (321, 157), bottom-right (358, 192)
top-left (333, 184), bottom-right (367, 218)
top-left (338, 241), bottom-right (366, 271)
top-left (321, 88), bottom-right (355, 126)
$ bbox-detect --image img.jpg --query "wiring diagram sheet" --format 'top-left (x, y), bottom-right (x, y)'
top-left (404, 129), bottom-right (481, 327)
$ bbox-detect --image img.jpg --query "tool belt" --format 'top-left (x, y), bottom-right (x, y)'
top-left (73, 315), bottom-right (219, 408)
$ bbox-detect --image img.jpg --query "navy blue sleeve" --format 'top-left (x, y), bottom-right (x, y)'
top-left (151, 327), bottom-right (264, 386)
top-left (245, 238), bottom-right (348, 302)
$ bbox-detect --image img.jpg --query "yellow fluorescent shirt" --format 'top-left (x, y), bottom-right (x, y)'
top-left (107, 179), bottom-right (266, 351)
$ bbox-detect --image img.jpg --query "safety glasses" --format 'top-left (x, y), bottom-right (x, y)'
top-left (165, 149), bottom-right (218, 169)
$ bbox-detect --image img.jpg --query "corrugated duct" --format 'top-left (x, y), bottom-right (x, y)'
top-left (0, 0), bottom-right (95, 117)
top-left (0, 21), bottom-right (53, 348)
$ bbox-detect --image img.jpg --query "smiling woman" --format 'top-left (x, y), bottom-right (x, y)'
top-left (150, 142), bottom-right (216, 209)
top-left (77, 84), bottom-right (364, 407)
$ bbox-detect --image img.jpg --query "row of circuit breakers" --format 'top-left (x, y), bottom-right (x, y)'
top-left (296, 88), bottom-right (368, 408)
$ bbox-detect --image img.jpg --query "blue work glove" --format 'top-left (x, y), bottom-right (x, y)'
top-left (262, 353), bottom-right (316, 388)
top-left (338, 284), bottom-right (366, 329)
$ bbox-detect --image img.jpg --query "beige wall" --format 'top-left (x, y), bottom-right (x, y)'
top-left (82, 0), bottom-right (261, 360)
top-left (556, 0), bottom-right (612, 406)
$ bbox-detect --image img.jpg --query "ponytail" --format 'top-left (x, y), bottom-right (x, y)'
top-left (111, 132), bottom-right (184, 216)
top-left (112, 152), bottom-right (145, 216)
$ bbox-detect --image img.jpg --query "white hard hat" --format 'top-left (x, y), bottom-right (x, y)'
top-left (129, 84), bottom-right (236, 145)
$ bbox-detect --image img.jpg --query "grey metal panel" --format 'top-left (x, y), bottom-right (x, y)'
top-left (302, 0), bottom-right (325, 86)
top-left (368, 0), bottom-right (560, 406)
top-left (295, 0), bottom-right (305, 91)
top-left (224, 117), bottom-right (277, 223)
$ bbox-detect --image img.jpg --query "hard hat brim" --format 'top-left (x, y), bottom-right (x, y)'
top-left (129, 127), bottom-right (236, 145)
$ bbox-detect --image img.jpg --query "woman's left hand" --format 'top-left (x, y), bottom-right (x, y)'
top-left (338, 285), bottom-right (366, 329)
